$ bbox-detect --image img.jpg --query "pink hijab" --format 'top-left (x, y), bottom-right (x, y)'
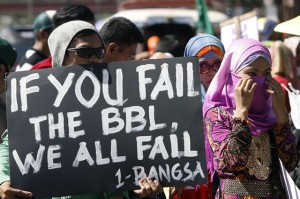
top-left (203, 38), bottom-right (278, 177)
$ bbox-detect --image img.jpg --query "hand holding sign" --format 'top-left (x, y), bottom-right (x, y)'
top-left (0, 181), bottom-right (32, 199)
top-left (134, 177), bottom-right (164, 197)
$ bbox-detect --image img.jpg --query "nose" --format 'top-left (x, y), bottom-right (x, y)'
top-left (207, 69), bottom-right (216, 77)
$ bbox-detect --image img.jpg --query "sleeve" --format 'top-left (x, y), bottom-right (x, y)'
top-left (105, 191), bottom-right (128, 198)
top-left (204, 108), bottom-right (252, 174)
top-left (275, 123), bottom-right (299, 172)
top-left (0, 130), bottom-right (10, 184)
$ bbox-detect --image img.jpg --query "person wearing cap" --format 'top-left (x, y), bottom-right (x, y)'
top-left (0, 39), bottom-right (23, 198)
top-left (0, 38), bottom-right (17, 93)
top-left (0, 20), bottom-right (162, 199)
top-left (48, 20), bottom-right (105, 67)
top-left (13, 10), bottom-right (56, 71)
top-left (260, 19), bottom-right (283, 49)
top-left (0, 38), bottom-right (17, 134)
top-left (31, 4), bottom-right (96, 70)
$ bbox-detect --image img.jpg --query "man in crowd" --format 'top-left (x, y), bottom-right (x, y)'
top-left (99, 17), bottom-right (145, 62)
top-left (31, 4), bottom-right (95, 70)
top-left (0, 38), bottom-right (17, 134)
top-left (14, 10), bottom-right (56, 71)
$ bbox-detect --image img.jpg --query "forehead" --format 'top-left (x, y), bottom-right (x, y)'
top-left (70, 33), bottom-right (102, 47)
top-left (199, 56), bottom-right (222, 63)
top-left (245, 57), bottom-right (271, 71)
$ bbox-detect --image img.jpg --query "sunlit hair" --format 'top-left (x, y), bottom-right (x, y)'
top-left (270, 41), bottom-right (294, 81)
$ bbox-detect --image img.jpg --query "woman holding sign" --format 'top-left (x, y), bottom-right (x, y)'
top-left (170, 34), bottom-right (225, 199)
top-left (203, 38), bottom-right (299, 198)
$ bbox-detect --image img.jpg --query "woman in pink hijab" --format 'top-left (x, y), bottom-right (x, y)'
top-left (203, 38), bottom-right (299, 198)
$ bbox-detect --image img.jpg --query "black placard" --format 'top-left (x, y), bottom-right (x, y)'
top-left (6, 57), bottom-right (207, 198)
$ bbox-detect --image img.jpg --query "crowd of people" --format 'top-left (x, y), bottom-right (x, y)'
top-left (0, 3), bottom-right (300, 199)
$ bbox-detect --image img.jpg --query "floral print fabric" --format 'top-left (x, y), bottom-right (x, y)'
top-left (204, 107), bottom-right (299, 199)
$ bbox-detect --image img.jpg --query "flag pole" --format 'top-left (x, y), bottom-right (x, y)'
top-left (196, 0), bottom-right (214, 35)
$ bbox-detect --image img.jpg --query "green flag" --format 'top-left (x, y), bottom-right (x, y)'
top-left (196, 0), bottom-right (214, 34)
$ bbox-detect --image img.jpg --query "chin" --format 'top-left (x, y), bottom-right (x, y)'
top-left (204, 82), bottom-right (211, 89)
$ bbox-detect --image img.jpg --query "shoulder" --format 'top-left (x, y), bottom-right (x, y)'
top-left (31, 57), bottom-right (52, 70)
top-left (205, 107), bottom-right (229, 118)
top-left (273, 75), bottom-right (289, 85)
top-left (28, 49), bottom-right (48, 62)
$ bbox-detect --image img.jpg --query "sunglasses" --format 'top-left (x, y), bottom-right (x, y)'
top-left (199, 61), bottom-right (221, 74)
top-left (67, 47), bottom-right (105, 59)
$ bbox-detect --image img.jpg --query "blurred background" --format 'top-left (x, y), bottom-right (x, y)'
top-left (0, 0), bottom-right (299, 62)
top-left (0, 0), bottom-right (298, 26)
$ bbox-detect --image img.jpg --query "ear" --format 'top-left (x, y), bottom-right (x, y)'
top-left (62, 53), bottom-right (71, 67)
top-left (106, 42), bottom-right (118, 54)
top-left (0, 64), bottom-right (8, 75)
top-left (40, 29), bottom-right (50, 40)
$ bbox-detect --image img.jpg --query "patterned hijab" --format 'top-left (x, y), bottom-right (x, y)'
top-left (202, 38), bottom-right (277, 177)
top-left (184, 34), bottom-right (225, 179)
